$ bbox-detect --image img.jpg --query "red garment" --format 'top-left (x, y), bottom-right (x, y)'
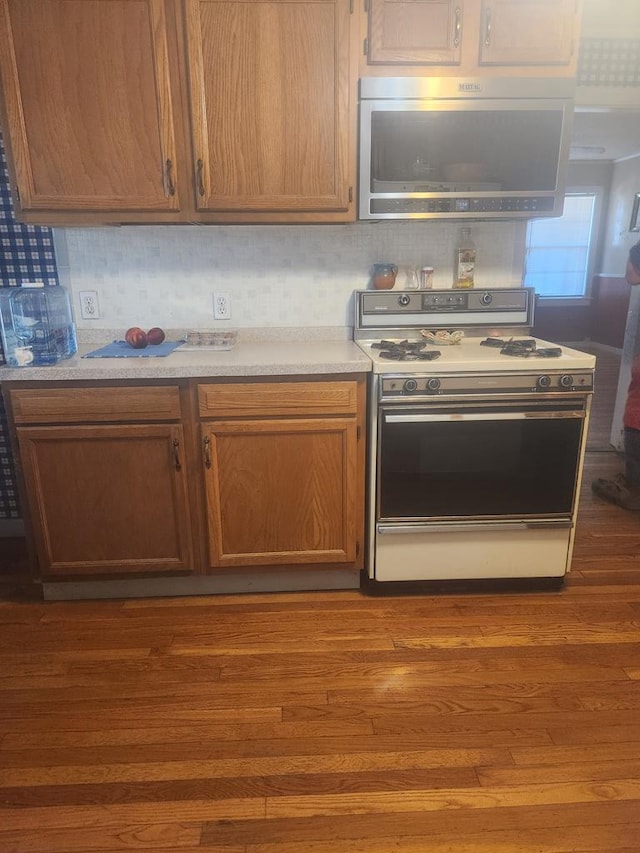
top-left (624, 356), bottom-right (640, 429)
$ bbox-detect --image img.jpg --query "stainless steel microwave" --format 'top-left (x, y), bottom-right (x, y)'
top-left (358, 77), bottom-right (575, 221)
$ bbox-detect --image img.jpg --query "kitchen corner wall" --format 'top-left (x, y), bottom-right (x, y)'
top-left (599, 155), bottom-right (640, 275)
top-left (54, 222), bottom-right (527, 332)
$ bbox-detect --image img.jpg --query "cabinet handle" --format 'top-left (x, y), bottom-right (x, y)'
top-left (172, 438), bottom-right (182, 471)
top-left (196, 159), bottom-right (205, 196)
top-left (164, 159), bottom-right (176, 197)
top-left (483, 8), bottom-right (492, 46)
top-left (454, 6), bottom-right (461, 47)
top-left (203, 435), bottom-right (212, 469)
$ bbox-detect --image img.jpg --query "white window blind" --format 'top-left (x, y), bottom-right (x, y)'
top-left (524, 194), bottom-right (597, 298)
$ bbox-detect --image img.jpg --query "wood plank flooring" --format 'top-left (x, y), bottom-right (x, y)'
top-left (1, 343), bottom-right (639, 852)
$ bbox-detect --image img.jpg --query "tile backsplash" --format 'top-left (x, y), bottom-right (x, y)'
top-left (56, 221), bottom-right (527, 332)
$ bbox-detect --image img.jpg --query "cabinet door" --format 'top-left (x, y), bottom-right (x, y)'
top-left (479, 0), bottom-right (577, 66)
top-left (0, 0), bottom-right (181, 212)
top-left (184, 0), bottom-right (351, 214)
top-left (202, 418), bottom-right (359, 567)
top-left (368, 0), bottom-right (463, 65)
top-left (17, 424), bottom-right (193, 578)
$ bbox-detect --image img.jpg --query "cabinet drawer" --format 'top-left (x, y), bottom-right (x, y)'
top-left (198, 381), bottom-right (359, 418)
top-left (9, 386), bottom-right (182, 424)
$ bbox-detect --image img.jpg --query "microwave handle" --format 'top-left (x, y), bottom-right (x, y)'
top-left (454, 6), bottom-right (462, 47)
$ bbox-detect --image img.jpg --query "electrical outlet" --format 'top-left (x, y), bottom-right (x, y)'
top-left (79, 290), bottom-right (100, 320)
top-left (213, 292), bottom-right (231, 320)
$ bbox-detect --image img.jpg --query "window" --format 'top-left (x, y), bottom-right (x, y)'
top-left (524, 192), bottom-right (598, 298)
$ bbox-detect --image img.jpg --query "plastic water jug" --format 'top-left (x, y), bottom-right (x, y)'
top-left (0, 284), bottom-right (77, 366)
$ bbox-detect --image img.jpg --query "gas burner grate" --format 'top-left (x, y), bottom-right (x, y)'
top-left (379, 349), bottom-right (442, 361)
top-left (371, 339), bottom-right (426, 352)
top-left (371, 339), bottom-right (442, 361)
top-left (480, 337), bottom-right (562, 358)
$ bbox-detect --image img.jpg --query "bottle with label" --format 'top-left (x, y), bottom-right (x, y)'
top-left (453, 228), bottom-right (476, 289)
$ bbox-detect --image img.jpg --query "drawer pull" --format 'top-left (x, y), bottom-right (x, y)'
top-left (164, 158), bottom-right (176, 197)
top-left (196, 158), bottom-right (205, 196)
top-left (204, 435), bottom-right (212, 469)
top-left (454, 6), bottom-right (462, 47)
top-left (172, 438), bottom-right (182, 471)
top-left (483, 7), bottom-right (492, 46)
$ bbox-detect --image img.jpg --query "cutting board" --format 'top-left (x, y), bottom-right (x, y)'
top-left (83, 340), bottom-right (185, 358)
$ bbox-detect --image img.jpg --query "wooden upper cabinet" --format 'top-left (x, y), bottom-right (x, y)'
top-left (364, 0), bottom-right (580, 73)
top-left (183, 0), bottom-right (352, 214)
top-left (0, 0), bottom-right (182, 214)
top-left (368, 0), bottom-right (463, 66)
top-left (478, 0), bottom-right (577, 66)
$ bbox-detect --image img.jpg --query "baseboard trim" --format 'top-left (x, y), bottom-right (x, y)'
top-left (41, 569), bottom-right (361, 600)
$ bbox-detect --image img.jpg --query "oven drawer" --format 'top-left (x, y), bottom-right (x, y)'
top-left (375, 522), bottom-right (572, 581)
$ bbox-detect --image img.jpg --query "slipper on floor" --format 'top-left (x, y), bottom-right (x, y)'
top-left (591, 473), bottom-right (640, 510)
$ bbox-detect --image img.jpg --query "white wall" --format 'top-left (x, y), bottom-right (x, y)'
top-left (600, 155), bottom-right (640, 275)
top-left (54, 221), bottom-right (527, 332)
top-left (581, 0), bottom-right (640, 38)
top-left (566, 160), bottom-right (613, 277)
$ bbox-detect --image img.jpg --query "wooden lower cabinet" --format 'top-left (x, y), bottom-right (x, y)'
top-left (5, 375), bottom-right (366, 588)
top-left (17, 423), bottom-right (194, 579)
top-left (202, 417), bottom-right (359, 567)
top-left (198, 378), bottom-right (365, 571)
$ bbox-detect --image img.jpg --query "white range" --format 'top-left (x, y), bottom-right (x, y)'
top-left (354, 288), bottom-right (596, 587)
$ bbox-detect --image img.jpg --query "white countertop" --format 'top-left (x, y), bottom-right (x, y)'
top-left (0, 339), bottom-right (372, 382)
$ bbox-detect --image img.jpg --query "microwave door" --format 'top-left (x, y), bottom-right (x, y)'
top-left (359, 96), bottom-right (572, 220)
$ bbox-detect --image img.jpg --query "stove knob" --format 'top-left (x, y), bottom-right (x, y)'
top-left (398, 294), bottom-right (411, 306)
top-left (403, 378), bottom-right (418, 394)
top-left (537, 374), bottom-right (552, 389)
top-left (426, 377), bottom-right (441, 393)
top-left (560, 374), bottom-right (574, 389)
top-left (481, 292), bottom-right (493, 305)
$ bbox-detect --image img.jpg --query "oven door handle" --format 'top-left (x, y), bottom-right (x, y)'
top-left (384, 411), bottom-right (584, 423)
top-left (377, 521), bottom-right (573, 534)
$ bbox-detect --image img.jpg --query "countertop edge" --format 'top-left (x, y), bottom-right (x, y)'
top-left (0, 341), bottom-right (372, 382)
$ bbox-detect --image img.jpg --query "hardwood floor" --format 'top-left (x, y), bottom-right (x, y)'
top-left (573, 343), bottom-right (640, 576)
top-left (0, 344), bottom-right (639, 852)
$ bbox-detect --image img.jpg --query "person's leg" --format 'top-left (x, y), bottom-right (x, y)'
top-left (592, 428), bottom-right (640, 509)
top-left (624, 427), bottom-right (640, 488)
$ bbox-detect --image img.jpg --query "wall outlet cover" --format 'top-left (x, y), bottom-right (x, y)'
top-left (79, 290), bottom-right (100, 320)
top-left (213, 292), bottom-right (231, 320)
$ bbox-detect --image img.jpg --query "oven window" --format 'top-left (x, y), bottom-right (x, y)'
top-left (378, 413), bottom-right (584, 520)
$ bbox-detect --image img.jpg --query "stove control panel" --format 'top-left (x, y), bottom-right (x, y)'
top-left (381, 371), bottom-right (594, 398)
top-left (356, 288), bottom-right (534, 329)
top-left (420, 290), bottom-right (527, 311)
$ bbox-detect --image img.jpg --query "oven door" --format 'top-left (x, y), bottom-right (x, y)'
top-left (374, 397), bottom-right (589, 581)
